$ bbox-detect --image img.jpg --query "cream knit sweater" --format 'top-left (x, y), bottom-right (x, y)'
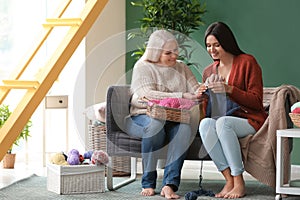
top-left (130, 60), bottom-right (200, 116)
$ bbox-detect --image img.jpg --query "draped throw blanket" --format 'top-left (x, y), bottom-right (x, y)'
top-left (239, 85), bottom-right (300, 188)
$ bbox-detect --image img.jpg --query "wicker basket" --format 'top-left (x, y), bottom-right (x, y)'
top-left (146, 104), bottom-right (191, 124)
top-left (88, 123), bottom-right (131, 176)
top-left (289, 113), bottom-right (300, 127)
top-left (47, 164), bottom-right (105, 194)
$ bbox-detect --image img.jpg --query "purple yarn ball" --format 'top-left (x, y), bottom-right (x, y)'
top-left (67, 155), bottom-right (80, 165)
top-left (67, 149), bottom-right (80, 165)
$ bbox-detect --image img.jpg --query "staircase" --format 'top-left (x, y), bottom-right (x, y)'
top-left (0, 0), bottom-right (108, 161)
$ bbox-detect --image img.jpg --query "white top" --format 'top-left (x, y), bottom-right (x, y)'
top-left (130, 60), bottom-right (200, 116)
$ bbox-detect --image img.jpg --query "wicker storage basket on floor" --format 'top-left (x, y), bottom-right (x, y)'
top-left (88, 122), bottom-right (131, 176)
top-left (47, 164), bottom-right (105, 194)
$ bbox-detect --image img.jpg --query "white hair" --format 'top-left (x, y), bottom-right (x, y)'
top-left (141, 30), bottom-right (178, 62)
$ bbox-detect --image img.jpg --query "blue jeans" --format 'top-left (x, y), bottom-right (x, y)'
top-left (199, 116), bottom-right (256, 176)
top-left (125, 114), bottom-right (192, 191)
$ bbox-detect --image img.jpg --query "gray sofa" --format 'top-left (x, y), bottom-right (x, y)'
top-left (105, 85), bottom-right (293, 190)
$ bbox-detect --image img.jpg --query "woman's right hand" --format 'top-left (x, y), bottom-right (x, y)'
top-left (183, 92), bottom-right (199, 100)
top-left (205, 74), bottom-right (225, 84)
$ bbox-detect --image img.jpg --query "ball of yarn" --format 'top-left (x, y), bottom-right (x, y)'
top-left (79, 154), bottom-right (84, 163)
top-left (69, 149), bottom-right (79, 156)
top-left (67, 149), bottom-right (80, 165)
top-left (84, 150), bottom-right (93, 160)
top-left (291, 102), bottom-right (300, 113)
top-left (50, 153), bottom-right (68, 165)
top-left (91, 150), bottom-right (109, 166)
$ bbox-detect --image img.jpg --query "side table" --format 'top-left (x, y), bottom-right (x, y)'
top-left (276, 128), bottom-right (300, 200)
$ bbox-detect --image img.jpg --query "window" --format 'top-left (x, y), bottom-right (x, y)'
top-left (1, 0), bottom-right (86, 168)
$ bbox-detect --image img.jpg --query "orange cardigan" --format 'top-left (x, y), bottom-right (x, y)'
top-left (202, 54), bottom-right (267, 131)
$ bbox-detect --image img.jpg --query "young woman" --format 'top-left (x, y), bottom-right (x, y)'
top-left (125, 29), bottom-right (205, 199)
top-left (199, 22), bottom-right (267, 199)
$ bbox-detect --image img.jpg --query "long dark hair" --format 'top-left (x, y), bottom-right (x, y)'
top-left (204, 22), bottom-right (244, 56)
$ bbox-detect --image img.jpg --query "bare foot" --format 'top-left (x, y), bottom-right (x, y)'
top-left (141, 188), bottom-right (155, 196)
top-left (215, 181), bottom-right (234, 198)
top-left (224, 185), bottom-right (245, 199)
top-left (224, 175), bottom-right (245, 199)
top-left (160, 185), bottom-right (180, 199)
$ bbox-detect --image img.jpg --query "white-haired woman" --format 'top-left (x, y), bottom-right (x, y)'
top-left (125, 30), bottom-right (205, 199)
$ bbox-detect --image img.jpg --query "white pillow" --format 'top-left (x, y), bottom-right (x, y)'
top-left (83, 102), bottom-right (106, 122)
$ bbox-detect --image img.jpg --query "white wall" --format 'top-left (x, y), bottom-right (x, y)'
top-left (83, 0), bottom-right (126, 147)
top-left (6, 0), bottom-right (126, 168)
top-left (86, 0), bottom-right (126, 105)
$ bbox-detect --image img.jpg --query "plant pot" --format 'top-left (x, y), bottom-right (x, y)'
top-left (2, 153), bottom-right (16, 169)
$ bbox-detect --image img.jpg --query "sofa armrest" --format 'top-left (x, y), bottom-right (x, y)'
top-left (106, 85), bottom-right (131, 133)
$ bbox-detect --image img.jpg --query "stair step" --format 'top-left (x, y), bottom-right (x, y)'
top-left (1, 80), bottom-right (40, 89)
top-left (43, 18), bottom-right (82, 27)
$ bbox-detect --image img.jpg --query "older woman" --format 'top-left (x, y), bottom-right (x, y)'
top-left (125, 30), bottom-right (205, 199)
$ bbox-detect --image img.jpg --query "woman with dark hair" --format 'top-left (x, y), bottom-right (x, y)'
top-left (199, 22), bottom-right (267, 198)
top-left (204, 21), bottom-right (244, 56)
top-left (126, 29), bottom-right (206, 199)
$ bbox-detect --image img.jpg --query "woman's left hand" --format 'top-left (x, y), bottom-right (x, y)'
top-left (207, 82), bottom-right (232, 94)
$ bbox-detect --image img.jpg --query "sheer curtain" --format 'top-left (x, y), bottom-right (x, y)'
top-left (0, 0), bottom-right (86, 168)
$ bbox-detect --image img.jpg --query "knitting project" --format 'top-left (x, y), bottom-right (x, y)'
top-left (148, 98), bottom-right (196, 109)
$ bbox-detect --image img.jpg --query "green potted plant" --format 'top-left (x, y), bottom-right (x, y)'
top-left (0, 104), bottom-right (32, 168)
top-left (128, 0), bottom-right (207, 66)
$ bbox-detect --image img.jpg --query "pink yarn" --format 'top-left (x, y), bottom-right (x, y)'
top-left (91, 150), bottom-right (109, 166)
top-left (148, 98), bottom-right (195, 109)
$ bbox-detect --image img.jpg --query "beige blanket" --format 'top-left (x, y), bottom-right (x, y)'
top-left (239, 85), bottom-right (300, 188)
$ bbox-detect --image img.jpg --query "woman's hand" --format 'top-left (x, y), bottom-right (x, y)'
top-left (205, 74), bottom-right (225, 84)
top-left (196, 83), bottom-right (207, 95)
top-left (183, 92), bottom-right (199, 100)
top-left (207, 82), bottom-right (233, 94)
top-left (183, 84), bottom-right (208, 100)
